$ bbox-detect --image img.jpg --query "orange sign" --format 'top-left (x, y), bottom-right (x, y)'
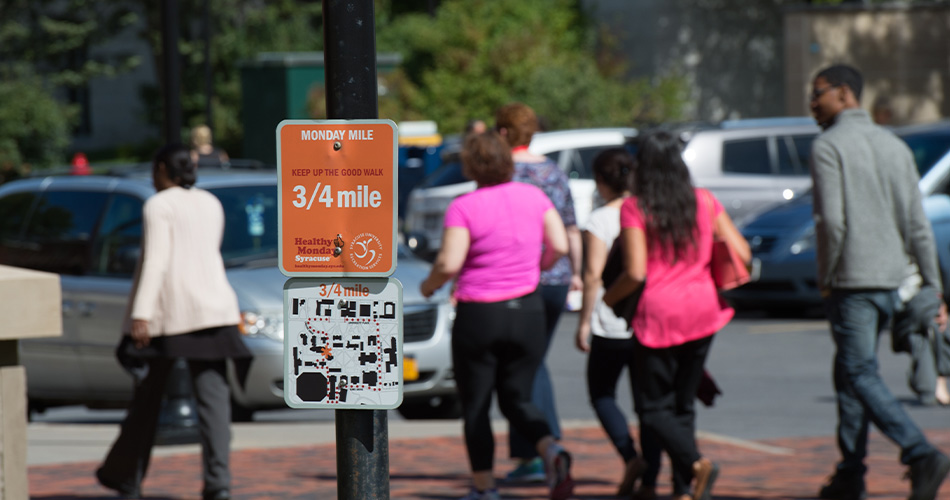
top-left (277, 120), bottom-right (397, 277)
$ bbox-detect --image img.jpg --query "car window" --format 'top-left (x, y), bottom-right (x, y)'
top-left (0, 192), bottom-right (37, 240)
top-left (208, 185), bottom-right (280, 263)
top-left (20, 190), bottom-right (110, 274)
top-left (562, 150), bottom-right (582, 179)
top-left (562, 147), bottom-right (610, 180)
top-left (901, 133), bottom-right (950, 177)
top-left (91, 194), bottom-right (143, 277)
top-left (776, 138), bottom-right (798, 175)
top-left (722, 138), bottom-right (772, 175)
top-left (0, 191), bottom-right (38, 269)
top-left (419, 161), bottom-right (467, 188)
top-left (776, 135), bottom-right (815, 175)
top-left (793, 135), bottom-right (815, 169)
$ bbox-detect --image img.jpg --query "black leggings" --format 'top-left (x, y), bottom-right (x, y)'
top-left (452, 289), bottom-right (552, 472)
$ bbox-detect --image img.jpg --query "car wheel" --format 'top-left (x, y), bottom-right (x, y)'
top-left (230, 399), bottom-right (255, 422)
top-left (397, 395), bottom-right (461, 420)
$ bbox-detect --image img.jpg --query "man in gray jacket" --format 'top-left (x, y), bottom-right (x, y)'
top-left (809, 64), bottom-right (950, 500)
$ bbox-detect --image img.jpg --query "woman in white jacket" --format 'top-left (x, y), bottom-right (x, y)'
top-left (96, 144), bottom-right (250, 500)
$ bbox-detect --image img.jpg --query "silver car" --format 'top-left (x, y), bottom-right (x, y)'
top-left (676, 117), bottom-right (821, 222)
top-left (404, 121), bottom-right (820, 260)
top-left (0, 169), bottom-right (457, 420)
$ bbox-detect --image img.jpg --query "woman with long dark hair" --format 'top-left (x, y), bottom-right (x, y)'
top-left (603, 131), bottom-right (750, 500)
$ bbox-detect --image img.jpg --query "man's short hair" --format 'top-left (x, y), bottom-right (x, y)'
top-left (816, 64), bottom-right (863, 102)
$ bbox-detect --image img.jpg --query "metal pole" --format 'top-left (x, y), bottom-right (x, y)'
top-left (157, 0), bottom-right (199, 445)
top-left (324, 0), bottom-right (379, 120)
top-left (161, 0), bottom-right (182, 144)
top-left (335, 409), bottom-right (389, 499)
top-left (323, 1), bottom-right (389, 498)
top-left (203, 0), bottom-right (213, 130)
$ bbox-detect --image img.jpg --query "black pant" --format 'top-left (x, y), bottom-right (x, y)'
top-left (634, 334), bottom-right (714, 494)
top-left (452, 290), bottom-right (552, 472)
top-left (98, 358), bottom-right (232, 495)
top-left (509, 283), bottom-right (568, 459)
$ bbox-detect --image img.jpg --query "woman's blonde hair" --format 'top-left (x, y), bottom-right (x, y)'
top-left (190, 125), bottom-right (212, 148)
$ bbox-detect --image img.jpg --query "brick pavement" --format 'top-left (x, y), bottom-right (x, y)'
top-left (28, 426), bottom-right (950, 500)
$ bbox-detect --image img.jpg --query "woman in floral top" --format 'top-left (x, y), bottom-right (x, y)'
top-left (495, 102), bottom-right (583, 481)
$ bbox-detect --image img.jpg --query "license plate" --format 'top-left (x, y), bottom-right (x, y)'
top-left (403, 356), bottom-right (419, 381)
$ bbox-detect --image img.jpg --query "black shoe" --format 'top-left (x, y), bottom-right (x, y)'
top-left (908, 451), bottom-right (950, 500)
top-left (95, 468), bottom-right (141, 499)
top-left (202, 488), bottom-right (231, 500)
top-left (818, 470), bottom-right (866, 500)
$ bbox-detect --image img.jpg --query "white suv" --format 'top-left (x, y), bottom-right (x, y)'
top-left (403, 127), bottom-right (638, 260)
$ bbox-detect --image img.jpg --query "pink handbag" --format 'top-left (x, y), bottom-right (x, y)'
top-left (711, 239), bottom-right (750, 290)
top-left (704, 190), bottom-right (750, 290)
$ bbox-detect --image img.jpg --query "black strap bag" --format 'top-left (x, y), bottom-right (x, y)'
top-left (601, 236), bottom-right (644, 323)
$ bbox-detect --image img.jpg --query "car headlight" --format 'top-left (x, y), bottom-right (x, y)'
top-left (445, 303), bottom-right (456, 329)
top-left (240, 311), bottom-right (283, 340)
top-left (789, 225), bottom-right (816, 255)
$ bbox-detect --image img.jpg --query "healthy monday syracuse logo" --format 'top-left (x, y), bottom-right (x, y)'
top-left (349, 232), bottom-right (384, 270)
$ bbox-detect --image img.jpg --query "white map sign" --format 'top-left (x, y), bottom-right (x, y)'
top-left (283, 278), bottom-right (403, 409)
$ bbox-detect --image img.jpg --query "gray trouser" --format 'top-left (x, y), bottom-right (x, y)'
top-left (907, 325), bottom-right (950, 398)
top-left (99, 358), bottom-right (232, 494)
top-left (892, 285), bottom-right (950, 401)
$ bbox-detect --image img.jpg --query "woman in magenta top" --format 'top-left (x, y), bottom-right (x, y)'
top-left (604, 131), bottom-right (750, 500)
top-left (420, 131), bottom-right (575, 500)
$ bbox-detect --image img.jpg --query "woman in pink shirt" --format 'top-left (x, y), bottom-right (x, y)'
top-left (421, 132), bottom-right (574, 500)
top-left (603, 131), bottom-right (749, 500)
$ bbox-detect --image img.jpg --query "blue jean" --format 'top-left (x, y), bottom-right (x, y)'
top-left (508, 284), bottom-right (567, 459)
top-left (825, 289), bottom-right (936, 473)
top-left (587, 335), bottom-right (662, 487)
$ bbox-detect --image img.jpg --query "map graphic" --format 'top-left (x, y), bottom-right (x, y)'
top-left (283, 278), bottom-right (403, 409)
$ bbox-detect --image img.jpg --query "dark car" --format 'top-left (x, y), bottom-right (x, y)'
top-left (727, 121), bottom-right (950, 312)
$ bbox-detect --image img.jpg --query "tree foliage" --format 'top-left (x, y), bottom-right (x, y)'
top-left (0, 0), bottom-right (138, 169)
top-left (375, 0), bottom-right (687, 133)
top-left (138, 0), bottom-right (324, 155)
top-left (1, 0), bottom-right (689, 166)
top-left (0, 78), bottom-right (75, 171)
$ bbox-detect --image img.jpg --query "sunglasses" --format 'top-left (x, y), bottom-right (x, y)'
top-left (810, 84), bottom-right (839, 102)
